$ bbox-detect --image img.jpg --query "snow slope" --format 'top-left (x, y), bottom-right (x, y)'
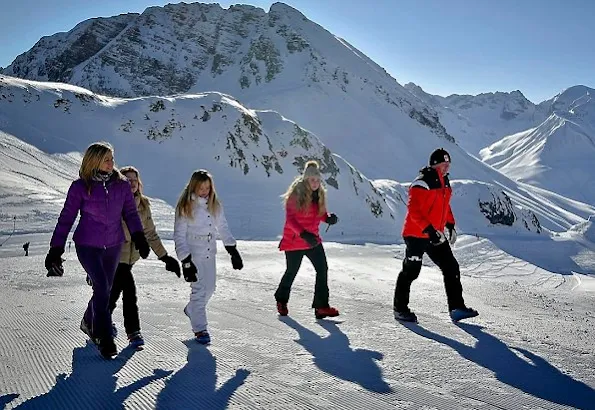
top-left (4, 74), bottom-right (595, 245)
top-left (0, 75), bottom-right (407, 243)
top-left (0, 234), bottom-right (593, 409)
top-left (481, 86), bottom-right (595, 205)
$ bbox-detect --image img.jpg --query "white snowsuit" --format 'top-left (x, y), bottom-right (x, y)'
top-left (174, 195), bottom-right (236, 333)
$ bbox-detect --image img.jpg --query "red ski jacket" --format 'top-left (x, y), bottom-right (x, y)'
top-left (402, 167), bottom-right (455, 238)
top-left (279, 195), bottom-right (329, 251)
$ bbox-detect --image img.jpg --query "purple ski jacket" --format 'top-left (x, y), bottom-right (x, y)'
top-left (50, 175), bottom-right (143, 249)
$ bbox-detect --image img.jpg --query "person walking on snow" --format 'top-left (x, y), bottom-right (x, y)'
top-left (274, 160), bottom-right (340, 320)
top-left (393, 148), bottom-right (478, 323)
top-left (106, 166), bottom-right (181, 349)
top-left (173, 169), bottom-right (243, 345)
top-left (45, 142), bottom-right (150, 358)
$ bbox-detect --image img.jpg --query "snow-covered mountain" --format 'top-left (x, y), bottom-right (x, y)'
top-left (1, 2), bottom-right (456, 180)
top-left (3, 75), bottom-right (595, 244)
top-left (0, 75), bottom-right (408, 242)
top-left (405, 83), bottom-right (549, 155)
top-left (481, 85), bottom-right (595, 205)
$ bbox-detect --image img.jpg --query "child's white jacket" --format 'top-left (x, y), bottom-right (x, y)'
top-left (174, 195), bottom-right (236, 261)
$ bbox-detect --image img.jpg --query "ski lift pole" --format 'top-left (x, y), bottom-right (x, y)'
top-left (0, 216), bottom-right (16, 247)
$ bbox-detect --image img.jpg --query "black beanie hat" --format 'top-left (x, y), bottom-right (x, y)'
top-left (429, 148), bottom-right (451, 166)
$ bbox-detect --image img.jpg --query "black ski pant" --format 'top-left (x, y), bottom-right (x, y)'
top-left (108, 263), bottom-right (140, 336)
top-left (275, 244), bottom-right (330, 309)
top-left (394, 237), bottom-right (466, 312)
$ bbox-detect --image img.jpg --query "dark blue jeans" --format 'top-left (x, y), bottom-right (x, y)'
top-left (76, 245), bottom-right (122, 340)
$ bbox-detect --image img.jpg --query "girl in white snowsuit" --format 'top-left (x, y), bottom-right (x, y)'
top-left (174, 170), bottom-right (243, 344)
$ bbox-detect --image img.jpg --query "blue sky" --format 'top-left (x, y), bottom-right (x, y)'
top-left (0, 0), bottom-right (593, 102)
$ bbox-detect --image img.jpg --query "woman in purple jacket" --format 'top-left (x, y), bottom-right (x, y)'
top-left (45, 142), bottom-right (150, 359)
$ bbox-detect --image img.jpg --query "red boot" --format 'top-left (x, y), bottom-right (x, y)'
top-left (277, 302), bottom-right (289, 316)
top-left (315, 306), bottom-right (339, 319)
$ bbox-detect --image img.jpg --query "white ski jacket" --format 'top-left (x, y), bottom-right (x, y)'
top-left (174, 195), bottom-right (236, 261)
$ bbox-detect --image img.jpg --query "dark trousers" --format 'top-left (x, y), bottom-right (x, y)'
top-left (275, 244), bottom-right (330, 309)
top-left (76, 245), bottom-right (122, 340)
top-left (108, 263), bottom-right (140, 336)
top-left (394, 237), bottom-right (465, 312)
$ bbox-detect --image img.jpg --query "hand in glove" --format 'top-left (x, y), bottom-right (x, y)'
top-left (45, 247), bottom-right (65, 277)
top-left (131, 231), bottom-right (150, 259)
top-left (445, 223), bottom-right (457, 245)
top-left (160, 254), bottom-right (181, 278)
top-left (325, 213), bottom-right (338, 225)
top-left (424, 225), bottom-right (446, 246)
top-left (225, 245), bottom-right (243, 270)
top-left (181, 255), bottom-right (197, 282)
top-left (300, 231), bottom-right (319, 248)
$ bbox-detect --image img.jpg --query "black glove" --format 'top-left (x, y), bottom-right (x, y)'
top-left (45, 247), bottom-right (65, 277)
top-left (181, 255), bottom-right (197, 282)
top-left (445, 223), bottom-right (457, 245)
top-left (131, 231), bottom-right (150, 259)
top-left (225, 245), bottom-right (243, 270)
top-left (423, 225), bottom-right (446, 246)
top-left (160, 254), bottom-right (181, 278)
top-left (300, 231), bottom-right (319, 248)
top-left (325, 213), bottom-right (338, 225)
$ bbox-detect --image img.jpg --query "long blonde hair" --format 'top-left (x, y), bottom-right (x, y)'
top-left (79, 141), bottom-right (123, 193)
top-left (176, 169), bottom-right (221, 218)
top-left (120, 165), bottom-right (150, 210)
top-left (282, 160), bottom-right (327, 216)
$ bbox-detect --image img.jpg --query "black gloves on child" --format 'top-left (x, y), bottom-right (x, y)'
top-left (131, 231), bottom-right (150, 259)
top-left (300, 231), bottom-right (319, 248)
top-left (160, 254), bottom-right (181, 277)
top-left (325, 213), bottom-right (338, 225)
top-left (181, 255), bottom-right (198, 282)
top-left (225, 245), bottom-right (243, 270)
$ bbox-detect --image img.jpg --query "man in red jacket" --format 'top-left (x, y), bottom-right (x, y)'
top-left (394, 148), bottom-right (478, 323)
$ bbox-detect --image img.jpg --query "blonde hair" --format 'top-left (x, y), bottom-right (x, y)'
top-left (120, 165), bottom-right (150, 210)
top-left (282, 160), bottom-right (327, 216)
top-left (175, 169), bottom-right (221, 218)
top-left (79, 141), bottom-right (123, 193)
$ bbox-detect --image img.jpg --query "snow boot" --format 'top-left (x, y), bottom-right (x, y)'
top-left (450, 307), bottom-right (479, 322)
top-left (394, 308), bottom-right (418, 323)
top-left (277, 302), bottom-right (289, 316)
top-left (128, 331), bottom-right (145, 349)
top-left (98, 338), bottom-right (118, 359)
top-left (195, 331), bottom-right (211, 345)
top-left (80, 319), bottom-right (92, 339)
top-left (314, 306), bottom-right (339, 319)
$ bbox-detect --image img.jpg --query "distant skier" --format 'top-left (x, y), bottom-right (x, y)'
top-left (173, 169), bottom-right (243, 345)
top-left (274, 160), bottom-right (340, 319)
top-left (23, 242), bottom-right (30, 256)
top-left (44, 142), bottom-right (150, 358)
top-left (393, 148), bottom-right (478, 323)
top-left (107, 165), bottom-right (181, 349)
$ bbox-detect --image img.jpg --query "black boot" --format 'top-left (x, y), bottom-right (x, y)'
top-left (97, 338), bottom-right (117, 359)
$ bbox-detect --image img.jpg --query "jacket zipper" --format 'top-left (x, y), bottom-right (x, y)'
top-left (103, 181), bottom-right (109, 249)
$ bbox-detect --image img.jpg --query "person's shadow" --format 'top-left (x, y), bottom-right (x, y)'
top-left (7, 342), bottom-right (171, 409)
top-left (0, 394), bottom-right (19, 410)
top-left (281, 317), bottom-right (392, 393)
top-left (405, 322), bottom-right (595, 409)
top-left (155, 340), bottom-right (250, 409)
